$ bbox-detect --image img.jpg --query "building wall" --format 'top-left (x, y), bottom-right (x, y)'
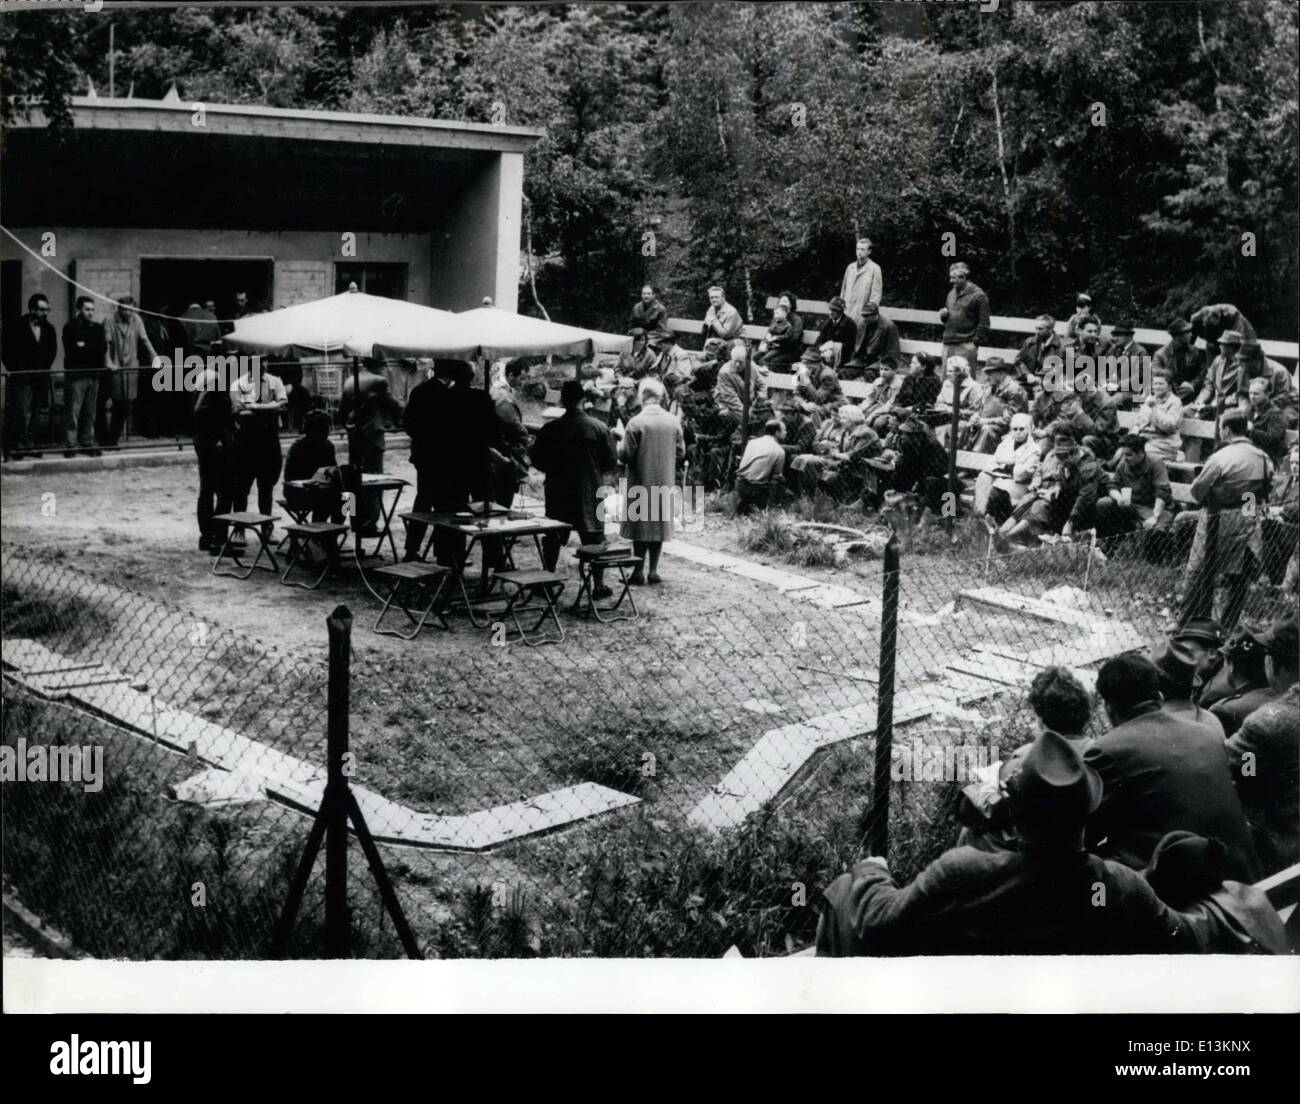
top-left (428, 152), bottom-right (524, 312)
top-left (1, 227), bottom-right (440, 337)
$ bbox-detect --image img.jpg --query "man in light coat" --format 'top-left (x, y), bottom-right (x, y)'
top-left (619, 377), bottom-right (685, 587)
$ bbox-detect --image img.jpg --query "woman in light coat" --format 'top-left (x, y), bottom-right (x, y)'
top-left (619, 377), bottom-right (685, 585)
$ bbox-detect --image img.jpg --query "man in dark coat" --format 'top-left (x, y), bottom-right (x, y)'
top-left (531, 379), bottom-right (618, 597)
top-left (852, 303), bottom-right (901, 375)
top-left (1014, 314), bottom-right (1064, 388)
top-left (817, 296), bottom-right (860, 376)
top-left (2, 293), bottom-right (57, 457)
top-left (62, 295), bottom-right (108, 456)
top-left (629, 284), bottom-right (671, 344)
top-left (401, 361), bottom-right (499, 566)
top-left (339, 361), bottom-right (403, 533)
top-left (816, 731), bottom-right (1198, 956)
top-left (1153, 318), bottom-right (1207, 401)
top-left (1085, 653), bottom-right (1261, 883)
top-left (192, 365), bottom-right (238, 553)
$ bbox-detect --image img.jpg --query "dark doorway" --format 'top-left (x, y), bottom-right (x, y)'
top-left (1, 260), bottom-right (23, 327)
top-left (139, 258), bottom-right (274, 325)
top-left (335, 263), bottom-right (408, 299)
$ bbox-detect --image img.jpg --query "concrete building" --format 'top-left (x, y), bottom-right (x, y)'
top-left (1, 95), bottom-right (544, 337)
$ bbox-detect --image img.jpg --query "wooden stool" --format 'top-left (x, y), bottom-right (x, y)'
top-left (279, 522), bottom-right (349, 590)
top-left (211, 512), bottom-right (280, 579)
top-left (490, 569), bottom-right (567, 646)
top-left (571, 543), bottom-right (640, 624)
top-left (372, 563), bottom-right (453, 639)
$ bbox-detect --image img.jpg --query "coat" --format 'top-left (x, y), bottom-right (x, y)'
top-left (815, 848), bottom-right (1194, 956)
top-left (1084, 703), bottom-right (1261, 882)
top-left (618, 401), bottom-right (684, 542)
top-left (530, 408), bottom-right (617, 534)
top-left (1226, 684), bottom-right (1299, 873)
top-left (855, 315), bottom-right (901, 367)
top-left (62, 316), bottom-right (107, 377)
top-left (817, 313), bottom-right (859, 368)
top-left (839, 259), bottom-right (882, 326)
top-left (1187, 438), bottom-right (1273, 575)
top-left (941, 281), bottom-right (990, 346)
top-left (2, 312), bottom-right (58, 404)
top-left (629, 298), bottom-right (670, 342)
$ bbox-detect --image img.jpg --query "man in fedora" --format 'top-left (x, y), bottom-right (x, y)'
top-left (1150, 639), bottom-right (1223, 738)
top-left (1153, 318), bottom-right (1207, 400)
top-left (1193, 328), bottom-right (1245, 418)
top-left (818, 295), bottom-right (860, 376)
top-left (965, 356), bottom-right (1027, 453)
top-left (1086, 653), bottom-right (1261, 882)
top-left (1236, 338), bottom-right (1295, 422)
top-left (1226, 611), bottom-right (1299, 872)
top-left (816, 730), bottom-right (1198, 955)
top-left (792, 347), bottom-right (843, 416)
top-left (853, 302), bottom-right (901, 376)
top-left (1213, 617), bottom-right (1290, 737)
top-left (1200, 621), bottom-right (1269, 713)
top-left (1171, 616), bottom-right (1225, 696)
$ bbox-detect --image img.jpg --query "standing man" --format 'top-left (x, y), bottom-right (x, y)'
top-left (2, 293), bottom-right (57, 458)
top-left (630, 284), bottom-right (671, 344)
top-left (490, 358), bottom-right (531, 508)
top-left (192, 365), bottom-right (238, 554)
top-left (702, 286), bottom-right (743, 342)
top-left (100, 295), bottom-right (158, 449)
top-left (838, 237), bottom-right (883, 346)
top-left (1180, 409), bottom-right (1273, 631)
top-left (619, 378), bottom-right (685, 586)
top-left (61, 296), bottom-right (107, 457)
top-left (230, 359), bottom-right (289, 535)
top-left (939, 262), bottom-right (990, 370)
top-left (339, 360), bottom-right (404, 534)
top-left (531, 379), bottom-right (618, 599)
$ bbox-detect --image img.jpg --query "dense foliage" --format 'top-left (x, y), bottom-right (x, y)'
top-left (3, 2), bottom-right (1296, 334)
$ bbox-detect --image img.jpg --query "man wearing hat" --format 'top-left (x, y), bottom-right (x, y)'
top-left (1153, 318), bottom-right (1207, 400)
top-left (792, 347), bottom-right (843, 416)
top-left (1211, 620), bottom-right (1286, 737)
top-left (1086, 653), bottom-right (1261, 882)
top-left (1015, 314), bottom-right (1063, 387)
top-left (818, 295), bottom-right (860, 376)
top-left (1104, 320), bottom-right (1144, 408)
top-left (1170, 616), bottom-right (1226, 695)
top-left (1226, 612), bottom-right (1300, 872)
top-left (1192, 328), bottom-right (1246, 417)
top-left (852, 302), bottom-right (901, 375)
top-left (1107, 320), bottom-right (1142, 363)
top-left (997, 426), bottom-right (1100, 549)
top-left (1150, 639), bottom-right (1223, 738)
top-left (1198, 621), bottom-right (1267, 710)
top-left (1190, 302), bottom-right (1257, 349)
top-left (965, 356), bottom-right (1028, 453)
top-left (815, 730), bottom-right (1197, 955)
top-left (1236, 339), bottom-right (1295, 422)
top-left (1180, 409), bottom-right (1273, 631)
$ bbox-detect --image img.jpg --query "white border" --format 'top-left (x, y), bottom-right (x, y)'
top-left (6, 957), bottom-right (1299, 1014)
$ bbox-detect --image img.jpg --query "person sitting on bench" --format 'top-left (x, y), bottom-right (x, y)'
top-left (284, 410), bottom-right (343, 524)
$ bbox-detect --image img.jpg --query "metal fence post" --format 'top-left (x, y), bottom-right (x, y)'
top-left (865, 531), bottom-right (900, 858)
top-left (325, 604), bottom-right (352, 958)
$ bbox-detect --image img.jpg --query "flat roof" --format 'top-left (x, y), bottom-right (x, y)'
top-left (12, 96), bottom-right (545, 155)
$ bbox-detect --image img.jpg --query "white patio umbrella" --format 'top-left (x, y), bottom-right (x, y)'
top-left (372, 305), bottom-right (632, 362)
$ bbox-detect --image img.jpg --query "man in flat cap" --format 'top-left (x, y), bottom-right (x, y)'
top-left (853, 302), bottom-right (901, 376)
top-left (1193, 328), bottom-right (1246, 418)
top-left (816, 731), bottom-right (1199, 955)
top-left (818, 295), bottom-right (860, 377)
top-left (1153, 318), bottom-right (1207, 400)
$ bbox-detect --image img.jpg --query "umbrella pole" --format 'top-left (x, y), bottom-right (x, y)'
top-left (481, 356), bottom-right (490, 521)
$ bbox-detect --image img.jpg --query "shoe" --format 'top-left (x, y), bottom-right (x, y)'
top-left (199, 536), bottom-right (211, 552)
top-left (647, 573), bottom-right (662, 585)
top-left (208, 545), bottom-right (222, 558)
top-left (591, 585), bottom-right (614, 601)
top-left (628, 568), bottom-right (646, 586)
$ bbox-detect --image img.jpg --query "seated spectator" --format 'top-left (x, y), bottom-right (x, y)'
top-left (734, 419), bottom-right (787, 514)
top-left (283, 410), bottom-right (343, 523)
top-left (894, 353), bottom-right (942, 416)
top-left (1015, 314), bottom-right (1064, 389)
top-left (1142, 831), bottom-right (1287, 954)
top-left (997, 427), bottom-right (1101, 549)
top-left (649, 334), bottom-right (696, 389)
top-left (1105, 320), bottom-right (1145, 396)
top-left (1094, 433), bottom-right (1171, 541)
top-left (1225, 612), bottom-right (1299, 873)
top-left (1150, 639), bottom-right (1224, 739)
top-left (619, 327), bottom-right (659, 379)
top-left (1198, 621), bottom-right (1265, 708)
top-left (930, 355), bottom-right (983, 427)
top-left (1236, 339), bottom-right (1296, 423)
top-left (1065, 293), bottom-right (1095, 340)
top-left (702, 285), bottom-right (742, 342)
top-left (860, 356), bottom-right (904, 433)
top-left (957, 665), bottom-right (1095, 854)
top-left (1032, 386), bottom-right (1095, 448)
top-left (1263, 440), bottom-right (1299, 592)
top-left (1153, 318), bottom-right (1207, 401)
top-left (1133, 370), bottom-right (1184, 461)
top-left (865, 411), bottom-right (948, 517)
top-left (755, 302), bottom-right (801, 369)
top-left (1244, 375), bottom-right (1289, 463)
top-left (818, 295), bottom-right (860, 376)
top-left (792, 347), bottom-right (843, 415)
top-left (1211, 622), bottom-right (1279, 738)
top-left (852, 303), bottom-right (901, 376)
top-left (964, 356), bottom-right (1027, 453)
top-left (1192, 328), bottom-right (1246, 416)
top-left (1065, 314), bottom-right (1106, 360)
top-left (1078, 383), bottom-right (1120, 460)
top-left (816, 731), bottom-right (1197, 956)
top-left (692, 338), bottom-right (729, 393)
top-left (630, 283), bottom-right (670, 343)
top-left (1085, 653), bottom-right (1261, 882)
top-left (788, 403), bottom-right (879, 501)
top-left (975, 412), bottom-right (1039, 528)
top-left (1171, 616), bottom-right (1227, 701)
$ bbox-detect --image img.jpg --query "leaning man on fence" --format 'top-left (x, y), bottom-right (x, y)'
top-left (816, 731), bottom-right (1198, 955)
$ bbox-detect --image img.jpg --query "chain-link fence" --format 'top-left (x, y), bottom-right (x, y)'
top-left (2, 480), bottom-right (1295, 957)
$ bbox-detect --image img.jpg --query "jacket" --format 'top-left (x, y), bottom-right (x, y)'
top-left (62, 316), bottom-right (108, 377)
top-left (2, 312), bottom-right (58, 375)
top-left (1084, 703), bottom-right (1261, 882)
top-left (941, 281), bottom-right (990, 346)
top-left (530, 408), bottom-right (617, 533)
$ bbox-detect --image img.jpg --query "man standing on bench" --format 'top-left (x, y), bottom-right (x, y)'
top-left (531, 380), bottom-right (618, 599)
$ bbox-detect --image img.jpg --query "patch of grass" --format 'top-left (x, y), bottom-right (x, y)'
top-left (0, 582), bottom-right (117, 653)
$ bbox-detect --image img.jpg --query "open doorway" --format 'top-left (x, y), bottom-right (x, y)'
top-left (139, 258), bottom-right (274, 326)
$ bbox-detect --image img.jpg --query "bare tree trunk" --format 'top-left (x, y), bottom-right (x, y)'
top-left (743, 261), bottom-right (755, 324)
top-left (523, 194), bottom-right (550, 321)
top-left (990, 69), bottom-right (1017, 284)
